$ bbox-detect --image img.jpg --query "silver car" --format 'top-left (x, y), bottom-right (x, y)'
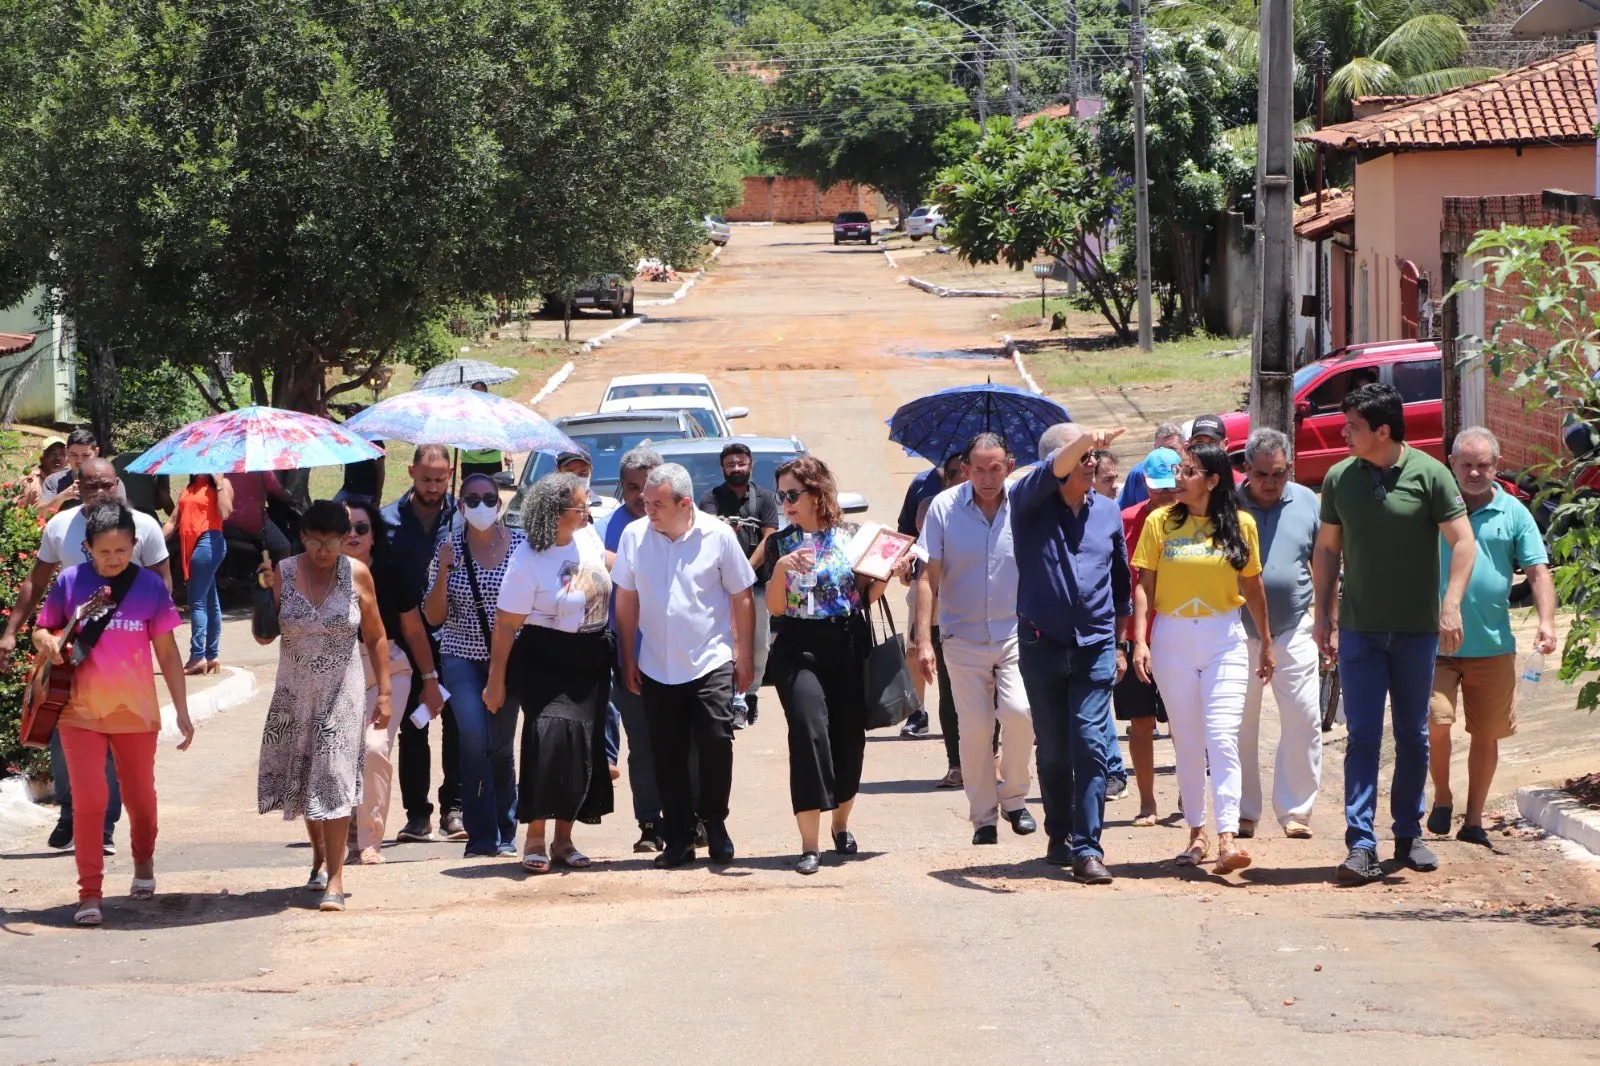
top-left (509, 411), bottom-right (704, 513)
top-left (649, 436), bottom-right (870, 514)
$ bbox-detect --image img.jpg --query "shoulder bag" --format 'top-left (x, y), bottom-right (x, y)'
top-left (859, 597), bottom-right (920, 730)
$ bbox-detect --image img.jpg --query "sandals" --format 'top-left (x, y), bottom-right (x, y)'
top-left (1131, 812), bottom-right (1158, 828)
top-left (75, 902), bottom-right (103, 926)
top-left (1236, 819), bottom-right (1256, 840)
top-left (521, 845), bottom-right (551, 874)
top-left (1283, 819), bottom-right (1313, 839)
top-left (130, 877), bottom-right (156, 901)
top-left (1175, 837), bottom-right (1210, 866)
top-left (1215, 845), bottom-right (1253, 873)
top-left (552, 844), bottom-right (592, 869)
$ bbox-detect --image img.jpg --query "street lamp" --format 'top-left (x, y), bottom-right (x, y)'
top-left (1032, 262), bottom-right (1051, 321)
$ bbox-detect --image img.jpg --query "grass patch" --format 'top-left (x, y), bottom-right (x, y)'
top-left (1024, 331), bottom-right (1251, 400)
top-left (306, 334), bottom-right (577, 502)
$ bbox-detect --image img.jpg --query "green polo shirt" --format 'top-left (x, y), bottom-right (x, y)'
top-left (1320, 445), bottom-right (1466, 634)
top-left (1439, 488), bottom-right (1546, 658)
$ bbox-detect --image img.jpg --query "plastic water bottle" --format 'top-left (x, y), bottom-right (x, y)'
top-left (798, 533), bottom-right (818, 591)
top-left (1518, 651), bottom-right (1544, 700)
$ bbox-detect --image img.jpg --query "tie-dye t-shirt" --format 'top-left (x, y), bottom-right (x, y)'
top-left (38, 563), bottom-right (181, 734)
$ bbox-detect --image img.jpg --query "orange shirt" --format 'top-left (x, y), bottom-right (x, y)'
top-left (176, 479), bottom-right (224, 579)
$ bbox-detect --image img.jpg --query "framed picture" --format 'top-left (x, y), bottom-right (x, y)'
top-left (850, 525), bottom-right (915, 582)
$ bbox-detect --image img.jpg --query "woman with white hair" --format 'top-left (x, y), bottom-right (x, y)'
top-left (484, 472), bottom-right (615, 873)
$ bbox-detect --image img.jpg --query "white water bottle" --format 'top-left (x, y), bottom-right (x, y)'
top-left (1518, 651), bottom-right (1544, 699)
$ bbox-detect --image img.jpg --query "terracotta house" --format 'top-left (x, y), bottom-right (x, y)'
top-left (1301, 44), bottom-right (1596, 346)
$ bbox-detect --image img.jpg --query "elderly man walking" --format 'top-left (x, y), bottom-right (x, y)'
top-left (1428, 428), bottom-right (1556, 846)
top-left (614, 463), bottom-right (757, 869)
top-left (1313, 383), bottom-right (1476, 886)
top-left (1236, 429), bottom-right (1324, 840)
top-left (915, 433), bottom-right (1037, 846)
top-left (1011, 422), bottom-right (1130, 884)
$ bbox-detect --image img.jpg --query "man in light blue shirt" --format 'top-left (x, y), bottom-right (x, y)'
top-left (1429, 428), bottom-right (1556, 846)
top-left (914, 432), bottom-right (1036, 846)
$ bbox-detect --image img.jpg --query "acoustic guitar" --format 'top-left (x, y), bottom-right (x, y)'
top-left (19, 588), bottom-right (113, 749)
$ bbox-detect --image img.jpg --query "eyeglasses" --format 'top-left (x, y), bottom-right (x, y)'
top-left (461, 494), bottom-right (500, 509)
top-left (350, 521), bottom-right (372, 536)
top-left (304, 535), bottom-right (344, 552)
top-left (1370, 469), bottom-right (1388, 502)
top-left (777, 489), bottom-right (808, 504)
top-left (562, 505), bottom-right (589, 514)
top-left (1178, 466), bottom-right (1202, 479)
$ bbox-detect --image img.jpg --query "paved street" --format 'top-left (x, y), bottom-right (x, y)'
top-left (3, 225), bottom-right (1599, 1066)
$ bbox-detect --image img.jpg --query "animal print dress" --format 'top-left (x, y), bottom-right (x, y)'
top-left (257, 555), bottom-right (366, 821)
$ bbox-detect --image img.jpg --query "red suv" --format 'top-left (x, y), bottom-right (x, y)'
top-left (833, 211), bottom-right (874, 245)
top-left (1219, 340), bottom-right (1444, 485)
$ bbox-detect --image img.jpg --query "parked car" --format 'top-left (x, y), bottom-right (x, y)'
top-left (906, 205), bottom-right (945, 241)
top-left (598, 372), bottom-right (748, 424)
top-left (649, 436), bottom-right (870, 513)
top-left (703, 215), bottom-right (731, 246)
top-left (599, 396), bottom-right (737, 437)
top-left (547, 274), bottom-right (635, 318)
top-left (508, 411), bottom-right (704, 513)
top-left (1218, 340), bottom-right (1444, 485)
top-left (833, 211), bottom-right (874, 246)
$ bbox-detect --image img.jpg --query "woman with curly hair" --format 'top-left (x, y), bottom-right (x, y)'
top-left (1130, 442), bottom-right (1274, 873)
top-left (484, 472), bottom-right (614, 873)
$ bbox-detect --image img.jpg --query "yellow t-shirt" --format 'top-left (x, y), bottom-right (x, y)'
top-left (1131, 506), bottom-right (1262, 617)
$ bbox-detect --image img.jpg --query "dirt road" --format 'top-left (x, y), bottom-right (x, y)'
top-left (3, 225), bottom-right (1599, 1066)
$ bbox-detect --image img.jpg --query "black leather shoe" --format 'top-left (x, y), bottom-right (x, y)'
top-left (1045, 837), bottom-right (1072, 865)
top-left (1073, 855), bottom-right (1113, 884)
top-left (972, 824), bottom-right (999, 846)
top-left (705, 821), bottom-right (735, 864)
top-left (654, 839), bottom-right (697, 869)
top-left (831, 830), bottom-right (858, 855)
top-left (796, 851), bottom-right (821, 875)
top-left (1003, 807), bottom-right (1037, 835)
top-left (47, 818), bottom-right (73, 851)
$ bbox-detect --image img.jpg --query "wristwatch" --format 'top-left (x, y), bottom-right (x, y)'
top-left (420, 671), bottom-right (439, 682)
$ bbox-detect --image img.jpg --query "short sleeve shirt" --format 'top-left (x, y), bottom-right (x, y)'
top-left (427, 527), bottom-right (527, 661)
top-left (1237, 481), bottom-right (1320, 639)
top-left (1132, 506), bottom-right (1262, 617)
top-left (1321, 446), bottom-right (1466, 634)
top-left (39, 507), bottom-right (170, 570)
top-left (38, 564), bottom-right (181, 734)
top-left (497, 526), bottom-right (611, 634)
top-left (1442, 488), bottom-right (1547, 658)
top-left (769, 524), bottom-right (863, 618)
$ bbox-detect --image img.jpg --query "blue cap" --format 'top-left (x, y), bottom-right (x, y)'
top-left (1143, 447), bottom-right (1182, 490)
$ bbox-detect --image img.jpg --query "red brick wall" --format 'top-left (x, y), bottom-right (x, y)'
top-left (1441, 191), bottom-right (1597, 470)
top-left (724, 176), bottom-right (891, 223)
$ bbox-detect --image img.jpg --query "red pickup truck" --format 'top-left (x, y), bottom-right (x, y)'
top-left (1219, 340), bottom-right (1445, 485)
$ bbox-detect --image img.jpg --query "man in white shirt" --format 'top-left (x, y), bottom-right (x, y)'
top-left (35, 429), bottom-right (128, 516)
top-left (915, 433), bottom-right (1036, 846)
top-left (613, 463), bottom-right (756, 869)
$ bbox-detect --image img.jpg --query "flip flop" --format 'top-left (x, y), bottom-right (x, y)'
top-left (1175, 839), bottom-right (1209, 866)
top-left (521, 848), bottom-right (551, 874)
top-left (129, 877), bottom-right (155, 901)
top-left (1132, 812), bottom-right (1158, 828)
top-left (74, 903), bottom-right (103, 926)
top-left (1426, 805), bottom-right (1453, 836)
top-left (553, 846), bottom-right (592, 869)
top-left (1215, 847), bottom-right (1253, 873)
top-left (1283, 820), bottom-right (1313, 839)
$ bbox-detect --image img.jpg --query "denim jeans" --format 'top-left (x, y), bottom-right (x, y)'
top-left (1338, 629), bottom-right (1438, 851)
top-left (605, 704), bottom-right (621, 766)
top-left (1017, 624), bottom-right (1117, 861)
top-left (611, 667), bottom-right (662, 825)
top-left (49, 728), bottom-right (121, 836)
top-left (441, 656), bottom-right (519, 853)
top-left (186, 530), bottom-right (226, 662)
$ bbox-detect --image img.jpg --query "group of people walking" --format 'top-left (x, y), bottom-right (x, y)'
top-left (8, 377), bottom-right (1560, 922)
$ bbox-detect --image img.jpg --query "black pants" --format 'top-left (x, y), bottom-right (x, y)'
top-left (641, 663), bottom-right (736, 846)
top-left (399, 634), bottom-right (461, 820)
top-left (772, 616), bottom-right (868, 814)
top-left (932, 626), bottom-right (960, 769)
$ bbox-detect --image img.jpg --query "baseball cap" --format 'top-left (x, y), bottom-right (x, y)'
top-left (40, 435), bottom-right (66, 456)
top-left (1143, 447), bottom-right (1182, 490)
top-left (1189, 414), bottom-right (1227, 443)
top-left (556, 448), bottom-right (591, 467)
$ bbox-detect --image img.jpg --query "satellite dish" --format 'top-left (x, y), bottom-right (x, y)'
top-left (1512, 0), bottom-right (1600, 37)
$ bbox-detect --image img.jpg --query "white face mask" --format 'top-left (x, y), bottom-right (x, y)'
top-left (575, 475), bottom-right (591, 494)
top-left (464, 503), bottom-right (499, 531)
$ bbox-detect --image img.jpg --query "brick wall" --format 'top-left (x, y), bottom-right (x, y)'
top-left (1441, 190), bottom-right (1598, 470)
top-left (724, 176), bottom-right (892, 223)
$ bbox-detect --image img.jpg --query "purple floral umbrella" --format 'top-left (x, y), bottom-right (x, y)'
top-left (126, 406), bottom-right (385, 475)
top-left (342, 386), bottom-right (574, 453)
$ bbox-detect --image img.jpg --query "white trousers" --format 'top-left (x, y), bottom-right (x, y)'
top-left (1150, 610), bottom-right (1250, 835)
top-left (1240, 612), bottom-right (1323, 825)
top-left (940, 634), bottom-right (1034, 828)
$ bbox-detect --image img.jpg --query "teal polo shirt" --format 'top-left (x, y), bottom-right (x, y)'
top-left (1439, 488), bottom-right (1546, 658)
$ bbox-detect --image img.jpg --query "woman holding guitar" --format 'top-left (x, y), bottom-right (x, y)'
top-left (33, 502), bottom-right (195, 926)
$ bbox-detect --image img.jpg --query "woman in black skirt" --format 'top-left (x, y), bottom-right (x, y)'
top-left (759, 456), bottom-right (904, 875)
top-left (484, 472), bottom-right (614, 873)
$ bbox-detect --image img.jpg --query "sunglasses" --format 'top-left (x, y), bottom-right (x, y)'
top-left (350, 521), bottom-right (372, 536)
top-left (461, 493), bottom-right (500, 509)
top-left (777, 488), bottom-right (808, 504)
top-left (304, 535), bottom-right (345, 552)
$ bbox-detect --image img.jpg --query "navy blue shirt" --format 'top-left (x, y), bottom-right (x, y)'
top-left (896, 467), bottom-right (946, 537)
top-left (381, 488), bottom-right (458, 604)
top-left (1009, 451), bottom-right (1132, 646)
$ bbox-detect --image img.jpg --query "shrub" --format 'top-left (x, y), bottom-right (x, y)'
top-left (0, 479), bottom-right (49, 778)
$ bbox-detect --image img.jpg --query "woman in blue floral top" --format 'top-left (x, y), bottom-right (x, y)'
top-left (760, 456), bottom-right (905, 874)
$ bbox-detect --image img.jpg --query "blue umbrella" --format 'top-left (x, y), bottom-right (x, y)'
top-left (887, 383), bottom-right (1070, 465)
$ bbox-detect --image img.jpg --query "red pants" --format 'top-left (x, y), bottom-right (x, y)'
top-left (58, 726), bottom-right (159, 902)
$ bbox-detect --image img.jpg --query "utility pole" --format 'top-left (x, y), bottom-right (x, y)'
top-left (1251, 0), bottom-right (1296, 443)
top-left (976, 47), bottom-right (990, 127)
top-left (1004, 26), bottom-right (1020, 118)
top-left (1130, 0), bottom-right (1154, 353)
top-left (1311, 39), bottom-right (1329, 363)
top-left (1067, 0), bottom-right (1079, 117)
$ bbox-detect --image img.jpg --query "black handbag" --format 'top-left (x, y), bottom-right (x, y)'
top-left (860, 598), bottom-right (920, 730)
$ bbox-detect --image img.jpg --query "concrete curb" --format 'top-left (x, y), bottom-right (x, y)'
top-left (731, 220), bottom-right (774, 226)
top-left (882, 248), bottom-right (898, 270)
top-left (529, 361), bottom-right (574, 408)
top-left (636, 246), bottom-right (722, 308)
top-left (1517, 785), bottom-right (1600, 859)
top-left (1002, 335), bottom-right (1044, 395)
top-left (906, 276), bottom-right (1073, 300)
top-left (579, 315), bottom-right (646, 354)
top-left (160, 666), bottom-right (258, 742)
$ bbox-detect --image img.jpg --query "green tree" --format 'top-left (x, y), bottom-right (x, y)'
top-left (935, 117), bottom-right (1138, 340)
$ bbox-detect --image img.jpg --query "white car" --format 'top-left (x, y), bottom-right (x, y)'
top-left (906, 205), bottom-right (946, 242)
top-left (597, 395), bottom-right (736, 438)
top-left (598, 373), bottom-right (748, 426)
top-left (703, 215), bottom-right (731, 246)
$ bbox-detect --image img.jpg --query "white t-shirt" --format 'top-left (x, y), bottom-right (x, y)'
top-left (39, 506), bottom-right (170, 569)
top-left (496, 525), bottom-right (611, 633)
